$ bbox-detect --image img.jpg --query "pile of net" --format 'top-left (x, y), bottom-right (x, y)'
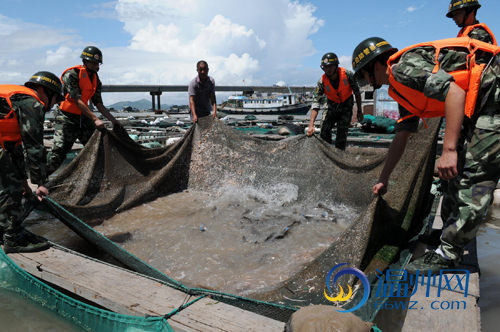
top-left (42, 116), bottom-right (440, 322)
top-left (360, 114), bottom-right (397, 133)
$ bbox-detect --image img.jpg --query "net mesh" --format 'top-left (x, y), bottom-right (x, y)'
top-left (0, 248), bottom-right (173, 332)
top-left (6, 116), bottom-right (440, 327)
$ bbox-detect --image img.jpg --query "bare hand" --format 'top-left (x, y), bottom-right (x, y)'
top-left (212, 112), bottom-right (217, 119)
top-left (95, 119), bottom-right (105, 129)
top-left (357, 111), bottom-right (364, 122)
top-left (22, 179), bottom-right (34, 197)
top-left (373, 182), bottom-right (388, 196)
top-left (438, 149), bottom-right (458, 180)
top-left (192, 114), bottom-right (198, 123)
top-left (35, 186), bottom-right (49, 202)
top-left (306, 127), bottom-right (315, 136)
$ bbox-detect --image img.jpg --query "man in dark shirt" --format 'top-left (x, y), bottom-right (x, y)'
top-left (188, 61), bottom-right (217, 123)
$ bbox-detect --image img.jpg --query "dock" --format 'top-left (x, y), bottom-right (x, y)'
top-left (7, 247), bottom-right (285, 332)
top-left (374, 196), bottom-right (481, 332)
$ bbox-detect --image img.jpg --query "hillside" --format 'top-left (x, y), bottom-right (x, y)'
top-left (106, 98), bottom-right (171, 111)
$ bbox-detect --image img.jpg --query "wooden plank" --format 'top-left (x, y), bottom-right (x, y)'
top-left (7, 247), bottom-right (284, 332)
top-left (401, 195), bottom-right (481, 331)
top-left (401, 273), bottom-right (480, 332)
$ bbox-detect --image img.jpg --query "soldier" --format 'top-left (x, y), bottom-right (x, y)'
top-left (46, 46), bottom-right (122, 175)
top-left (306, 53), bottom-right (363, 150)
top-left (351, 36), bottom-right (500, 273)
top-left (446, 0), bottom-right (496, 45)
top-left (0, 71), bottom-right (65, 253)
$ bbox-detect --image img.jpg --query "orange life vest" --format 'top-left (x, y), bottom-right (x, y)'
top-left (457, 23), bottom-right (497, 46)
top-left (387, 37), bottom-right (500, 123)
top-left (0, 85), bottom-right (44, 150)
top-left (321, 68), bottom-right (353, 104)
top-left (59, 65), bottom-right (98, 115)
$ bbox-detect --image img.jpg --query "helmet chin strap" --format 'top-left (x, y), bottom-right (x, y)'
top-left (366, 61), bottom-right (382, 90)
top-left (458, 8), bottom-right (474, 28)
top-left (84, 62), bottom-right (99, 74)
top-left (42, 87), bottom-right (55, 112)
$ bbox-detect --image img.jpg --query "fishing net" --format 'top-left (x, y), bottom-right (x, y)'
top-left (20, 116), bottom-right (439, 325)
top-left (0, 248), bottom-right (173, 332)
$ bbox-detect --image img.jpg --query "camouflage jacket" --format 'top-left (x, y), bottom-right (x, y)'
top-left (391, 45), bottom-right (500, 131)
top-left (311, 69), bottom-right (361, 111)
top-left (1, 94), bottom-right (47, 185)
top-left (62, 67), bottom-right (104, 105)
top-left (461, 21), bottom-right (495, 44)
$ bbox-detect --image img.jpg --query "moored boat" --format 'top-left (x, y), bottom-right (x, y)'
top-left (219, 92), bottom-right (311, 115)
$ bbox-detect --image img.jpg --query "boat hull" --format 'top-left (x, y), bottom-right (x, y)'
top-left (219, 104), bottom-right (310, 115)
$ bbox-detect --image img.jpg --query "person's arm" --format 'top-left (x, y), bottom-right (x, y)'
top-left (438, 82), bottom-right (465, 180)
top-left (307, 109), bottom-right (319, 136)
top-left (373, 130), bottom-right (412, 195)
top-left (307, 80), bottom-right (324, 136)
top-left (17, 96), bottom-right (50, 194)
top-left (189, 95), bottom-right (198, 123)
top-left (355, 94), bottom-right (363, 122)
top-left (347, 70), bottom-right (364, 122)
top-left (96, 103), bottom-right (122, 128)
top-left (74, 98), bottom-right (105, 129)
top-left (211, 93), bottom-right (217, 118)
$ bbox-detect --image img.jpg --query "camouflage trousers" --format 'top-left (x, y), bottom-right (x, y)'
top-left (320, 105), bottom-right (353, 150)
top-left (46, 108), bottom-right (96, 175)
top-left (0, 148), bottom-right (25, 240)
top-left (439, 128), bottom-right (500, 263)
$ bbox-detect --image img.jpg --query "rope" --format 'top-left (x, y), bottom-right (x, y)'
top-left (163, 293), bottom-right (207, 320)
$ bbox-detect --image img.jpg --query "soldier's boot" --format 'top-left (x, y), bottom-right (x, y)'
top-left (3, 229), bottom-right (50, 254)
top-left (405, 250), bottom-right (456, 275)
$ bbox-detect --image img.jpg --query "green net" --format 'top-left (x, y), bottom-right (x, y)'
top-left (0, 248), bottom-right (173, 332)
top-left (360, 114), bottom-right (397, 134)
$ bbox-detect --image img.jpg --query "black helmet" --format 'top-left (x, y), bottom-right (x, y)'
top-left (80, 46), bottom-right (103, 64)
top-left (352, 37), bottom-right (397, 77)
top-left (320, 53), bottom-right (339, 68)
top-left (446, 0), bottom-right (481, 18)
top-left (25, 71), bottom-right (65, 102)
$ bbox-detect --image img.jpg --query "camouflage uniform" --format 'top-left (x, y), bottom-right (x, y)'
top-left (392, 45), bottom-right (500, 263)
top-left (311, 70), bottom-right (361, 150)
top-left (461, 20), bottom-right (495, 44)
top-left (46, 68), bottom-right (104, 175)
top-left (0, 93), bottom-right (47, 241)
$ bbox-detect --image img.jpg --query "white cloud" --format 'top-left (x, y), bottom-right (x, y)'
top-left (405, 4), bottom-right (425, 13)
top-left (80, 2), bottom-right (120, 20)
top-left (7, 59), bottom-right (22, 67)
top-left (114, 0), bottom-right (324, 96)
top-left (45, 46), bottom-right (80, 67)
top-left (338, 55), bottom-right (352, 71)
top-left (1, 0), bottom-right (325, 105)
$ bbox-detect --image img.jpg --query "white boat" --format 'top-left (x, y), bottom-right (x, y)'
top-left (219, 92), bottom-right (311, 115)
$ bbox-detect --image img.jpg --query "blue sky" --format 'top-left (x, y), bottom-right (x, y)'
top-left (2, 0), bottom-right (499, 105)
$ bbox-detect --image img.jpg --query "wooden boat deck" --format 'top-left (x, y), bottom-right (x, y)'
top-left (374, 197), bottom-right (481, 331)
top-left (7, 247), bottom-right (285, 332)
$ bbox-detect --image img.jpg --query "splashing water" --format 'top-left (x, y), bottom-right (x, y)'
top-left (28, 183), bottom-right (359, 296)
